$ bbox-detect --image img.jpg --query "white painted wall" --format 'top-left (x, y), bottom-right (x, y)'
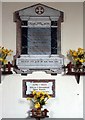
top-left (2, 2), bottom-right (83, 118)
top-left (83, 2), bottom-right (85, 119)
top-left (0, 1), bottom-right (2, 46)
top-left (0, 84), bottom-right (2, 120)
top-left (0, 1), bottom-right (2, 120)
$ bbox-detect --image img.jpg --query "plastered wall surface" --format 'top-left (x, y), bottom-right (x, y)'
top-left (83, 2), bottom-right (85, 119)
top-left (2, 72), bottom-right (83, 118)
top-left (0, 1), bottom-right (2, 120)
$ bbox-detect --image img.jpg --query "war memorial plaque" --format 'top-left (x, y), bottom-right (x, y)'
top-left (13, 3), bottom-right (64, 74)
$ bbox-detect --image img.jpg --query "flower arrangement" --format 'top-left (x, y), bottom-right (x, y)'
top-left (0, 46), bottom-right (13, 65)
top-left (27, 91), bottom-right (51, 109)
top-left (67, 48), bottom-right (85, 66)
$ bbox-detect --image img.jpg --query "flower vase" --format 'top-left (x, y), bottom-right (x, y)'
top-left (36, 107), bottom-right (42, 116)
top-left (2, 63), bottom-right (6, 74)
top-left (3, 64), bottom-right (6, 72)
top-left (74, 63), bottom-right (82, 72)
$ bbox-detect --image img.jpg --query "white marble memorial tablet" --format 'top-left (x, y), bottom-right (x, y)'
top-left (23, 79), bottom-right (55, 97)
top-left (13, 3), bottom-right (64, 74)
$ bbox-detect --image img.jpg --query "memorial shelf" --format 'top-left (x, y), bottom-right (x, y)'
top-left (63, 63), bottom-right (85, 84)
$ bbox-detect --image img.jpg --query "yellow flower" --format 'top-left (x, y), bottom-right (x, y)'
top-left (34, 95), bottom-right (37, 100)
top-left (26, 91), bottom-right (51, 109)
top-left (69, 49), bottom-right (73, 55)
top-left (44, 92), bottom-right (51, 98)
top-left (0, 46), bottom-right (13, 64)
top-left (36, 91), bottom-right (41, 97)
top-left (35, 102), bottom-right (40, 109)
top-left (74, 58), bottom-right (79, 62)
top-left (40, 91), bottom-right (45, 95)
top-left (0, 58), bottom-right (3, 62)
top-left (9, 49), bottom-right (13, 52)
top-left (27, 97), bottom-right (32, 100)
top-left (40, 96), bottom-right (44, 101)
top-left (3, 59), bottom-right (8, 64)
top-left (67, 48), bottom-right (85, 64)
top-left (78, 48), bottom-right (84, 55)
top-left (44, 92), bottom-right (49, 96)
top-left (8, 53), bottom-right (12, 56)
top-left (73, 51), bottom-right (77, 57)
top-left (79, 59), bottom-right (84, 63)
top-left (47, 95), bottom-right (51, 99)
top-left (78, 48), bottom-right (84, 51)
top-left (32, 90), bottom-right (36, 95)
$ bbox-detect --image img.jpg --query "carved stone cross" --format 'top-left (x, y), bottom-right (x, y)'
top-left (35, 6), bottom-right (44, 15)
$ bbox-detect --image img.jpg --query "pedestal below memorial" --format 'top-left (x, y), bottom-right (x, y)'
top-left (14, 55), bottom-right (64, 75)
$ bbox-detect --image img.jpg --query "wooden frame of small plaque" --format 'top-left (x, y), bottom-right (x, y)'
top-left (23, 79), bottom-right (55, 98)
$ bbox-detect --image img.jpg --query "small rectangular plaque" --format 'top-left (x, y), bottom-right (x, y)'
top-left (23, 79), bottom-right (55, 97)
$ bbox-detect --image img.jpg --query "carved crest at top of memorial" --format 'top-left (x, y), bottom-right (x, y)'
top-left (13, 3), bottom-right (64, 75)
